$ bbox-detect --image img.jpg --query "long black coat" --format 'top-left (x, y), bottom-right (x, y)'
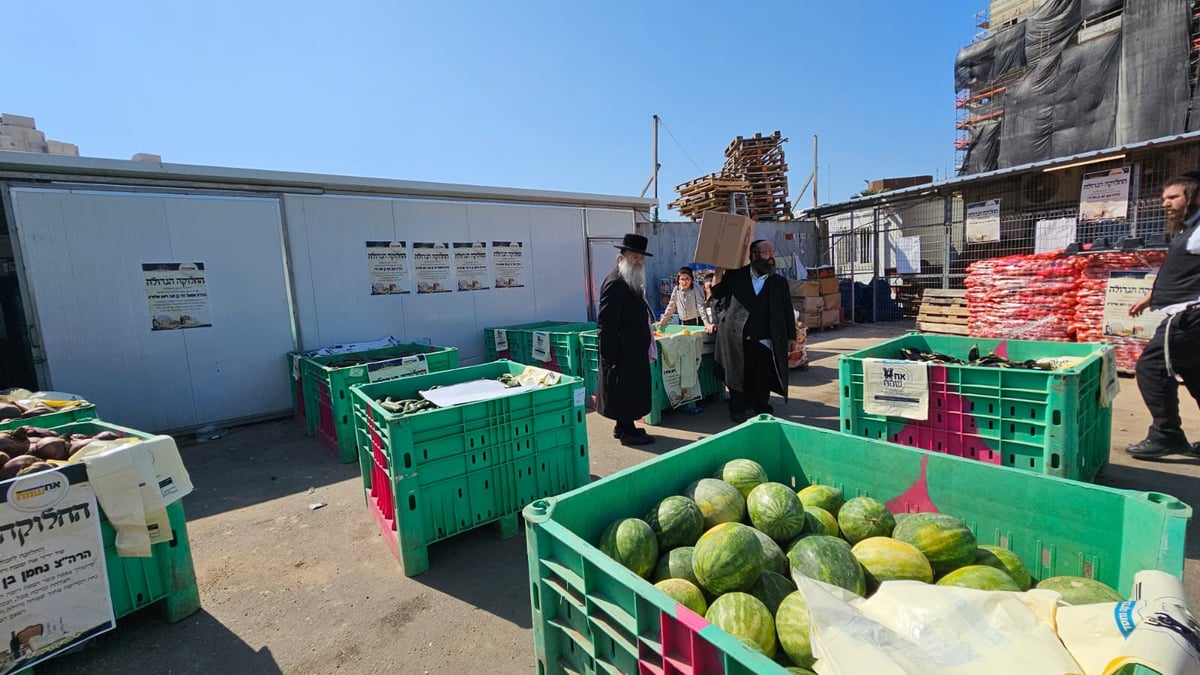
top-left (596, 267), bottom-right (653, 421)
top-left (711, 266), bottom-right (795, 397)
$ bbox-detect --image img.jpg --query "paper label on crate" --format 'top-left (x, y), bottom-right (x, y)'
top-left (493, 329), bottom-right (509, 353)
top-left (1099, 346), bottom-right (1120, 408)
top-left (0, 463), bottom-right (115, 673)
top-left (573, 387), bottom-right (585, 408)
top-left (366, 354), bottom-right (429, 383)
top-left (531, 331), bottom-right (552, 363)
top-left (862, 358), bottom-right (929, 420)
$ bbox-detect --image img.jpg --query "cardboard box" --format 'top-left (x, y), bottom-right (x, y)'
top-left (802, 311), bottom-right (823, 326)
top-left (789, 279), bottom-right (821, 297)
top-left (821, 308), bottom-right (841, 325)
top-left (794, 296), bottom-right (824, 311)
top-left (807, 265), bottom-right (836, 279)
top-left (821, 292), bottom-right (841, 309)
top-left (694, 211), bottom-right (753, 269)
top-left (819, 277), bottom-right (840, 295)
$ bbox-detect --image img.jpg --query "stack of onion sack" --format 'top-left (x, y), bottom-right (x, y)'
top-left (595, 458), bottom-right (1121, 671)
top-left (1073, 251), bottom-right (1168, 372)
top-left (965, 252), bottom-right (1078, 341)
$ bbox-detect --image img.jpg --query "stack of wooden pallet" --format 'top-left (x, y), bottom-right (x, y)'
top-left (917, 289), bottom-right (969, 335)
top-left (722, 131), bottom-right (789, 220)
top-left (667, 173), bottom-right (752, 219)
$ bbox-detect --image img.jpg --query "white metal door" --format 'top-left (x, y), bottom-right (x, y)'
top-left (586, 239), bottom-right (620, 321)
top-left (10, 188), bottom-right (294, 432)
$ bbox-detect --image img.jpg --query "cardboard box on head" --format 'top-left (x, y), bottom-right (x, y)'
top-left (694, 211), bottom-right (753, 269)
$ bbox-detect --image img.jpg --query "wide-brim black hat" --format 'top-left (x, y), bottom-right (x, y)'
top-left (614, 233), bottom-right (653, 256)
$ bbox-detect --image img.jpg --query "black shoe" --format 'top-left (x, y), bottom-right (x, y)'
top-left (730, 410), bottom-right (749, 424)
top-left (754, 405), bottom-right (775, 416)
top-left (1125, 438), bottom-right (1193, 459)
top-left (618, 430), bottom-right (655, 446)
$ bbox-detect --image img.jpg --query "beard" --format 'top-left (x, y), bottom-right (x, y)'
top-left (618, 258), bottom-right (646, 293)
top-left (752, 258), bottom-right (776, 276)
top-left (1166, 208), bottom-right (1190, 234)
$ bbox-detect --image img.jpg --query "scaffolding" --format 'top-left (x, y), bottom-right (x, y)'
top-left (1191, 0), bottom-right (1200, 89)
top-left (955, 8), bottom-right (995, 171)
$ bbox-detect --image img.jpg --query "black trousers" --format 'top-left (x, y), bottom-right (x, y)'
top-left (680, 317), bottom-right (702, 326)
top-left (730, 340), bottom-right (775, 414)
top-left (1136, 307), bottom-right (1200, 444)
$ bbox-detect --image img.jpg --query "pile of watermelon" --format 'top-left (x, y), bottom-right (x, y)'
top-left (597, 458), bottom-right (1123, 671)
top-left (965, 253), bottom-right (1078, 342)
top-left (1073, 251), bottom-right (1167, 373)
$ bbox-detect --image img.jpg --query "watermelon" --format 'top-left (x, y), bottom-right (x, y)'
top-left (599, 518), bottom-right (658, 579)
top-left (775, 591), bottom-right (815, 668)
top-left (802, 506), bottom-right (840, 537)
top-left (704, 592), bottom-right (776, 657)
top-left (785, 669), bottom-right (816, 675)
top-left (749, 570), bottom-right (795, 615)
top-left (692, 522), bottom-right (764, 595)
top-left (684, 478), bottom-right (746, 529)
top-left (751, 527), bottom-right (789, 576)
top-left (797, 484), bottom-right (844, 516)
top-left (652, 546), bottom-right (700, 587)
top-left (654, 578), bottom-right (708, 616)
top-left (787, 535), bottom-right (866, 596)
top-left (937, 564), bottom-right (1021, 592)
top-left (644, 495), bottom-right (704, 550)
top-left (713, 458), bottom-right (769, 498)
top-left (1036, 576), bottom-right (1124, 605)
top-left (975, 545), bottom-right (1032, 591)
top-left (850, 536), bottom-right (933, 588)
top-left (837, 496), bottom-right (896, 544)
top-left (747, 482), bottom-right (807, 542)
top-left (891, 512), bottom-right (977, 575)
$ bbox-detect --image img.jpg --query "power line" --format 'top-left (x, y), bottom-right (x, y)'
top-left (657, 117), bottom-right (705, 174)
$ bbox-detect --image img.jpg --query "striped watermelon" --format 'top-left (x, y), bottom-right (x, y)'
top-left (785, 669), bottom-right (816, 675)
top-left (713, 458), bottom-right (769, 498)
top-left (751, 527), bottom-right (789, 576)
top-left (787, 535), bottom-right (866, 597)
top-left (850, 536), bottom-right (933, 589)
top-left (937, 564), bottom-right (1021, 591)
top-left (1036, 576), bottom-right (1124, 604)
top-left (644, 495), bottom-right (704, 550)
top-left (692, 522), bottom-right (764, 595)
top-left (975, 545), bottom-right (1032, 590)
top-left (775, 591), bottom-right (815, 668)
top-left (891, 512), bottom-right (977, 575)
top-left (704, 592), bottom-right (776, 658)
top-left (747, 482), bottom-right (807, 542)
top-left (599, 518), bottom-right (658, 579)
top-left (837, 496), bottom-right (896, 544)
top-left (684, 478), bottom-right (745, 530)
top-left (802, 506), bottom-right (840, 537)
top-left (652, 546), bottom-right (701, 587)
top-left (797, 484), bottom-right (844, 516)
top-left (749, 570), bottom-right (795, 615)
top-left (653, 578), bottom-right (707, 617)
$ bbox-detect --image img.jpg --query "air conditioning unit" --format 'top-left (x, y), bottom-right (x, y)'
top-left (1017, 169), bottom-right (1079, 209)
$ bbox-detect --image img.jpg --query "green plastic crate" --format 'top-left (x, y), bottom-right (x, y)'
top-left (645, 325), bottom-right (724, 425)
top-left (45, 420), bottom-right (202, 623)
top-left (523, 417), bottom-right (1190, 675)
top-left (0, 403), bottom-right (97, 432)
top-left (579, 330), bottom-right (598, 404)
top-left (303, 343), bottom-right (459, 463)
top-left (483, 321), bottom-right (596, 376)
top-left (350, 360), bottom-right (589, 577)
top-left (839, 332), bottom-right (1113, 481)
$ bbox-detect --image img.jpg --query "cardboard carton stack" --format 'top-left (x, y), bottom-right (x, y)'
top-left (790, 277), bottom-right (841, 329)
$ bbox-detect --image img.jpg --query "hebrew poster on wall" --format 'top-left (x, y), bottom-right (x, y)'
top-left (142, 262), bottom-right (212, 331)
top-left (453, 242), bottom-right (490, 292)
top-left (965, 199), bottom-right (1001, 244)
top-left (366, 241), bottom-right (411, 295)
top-left (413, 242), bottom-right (452, 294)
top-left (1079, 167), bottom-right (1131, 223)
top-left (1103, 270), bottom-right (1164, 339)
top-left (492, 241), bottom-right (525, 289)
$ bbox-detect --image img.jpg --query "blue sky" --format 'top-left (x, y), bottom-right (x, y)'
top-left (6, 1), bottom-right (970, 215)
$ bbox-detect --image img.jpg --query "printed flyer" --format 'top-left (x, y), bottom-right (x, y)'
top-left (492, 241), bottom-right (525, 289)
top-left (413, 242), bottom-right (452, 294)
top-left (1079, 166), bottom-right (1131, 222)
top-left (1103, 270), bottom-right (1165, 339)
top-left (453, 242), bottom-right (490, 291)
top-left (143, 263), bottom-right (212, 331)
top-left (366, 241), bottom-right (411, 295)
top-left (965, 200), bottom-right (1001, 244)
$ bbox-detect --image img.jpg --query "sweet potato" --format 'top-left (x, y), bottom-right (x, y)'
top-left (92, 431), bottom-right (120, 441)
top-left (0, 404), bottom-right (21, 422)
top-left (16, 461), bottom-right (52, 477)
top-left (30, 437), bottom-right (68, 461)
top-left (2, 455), bottom-right (38, 480)
top-left (0, 433), bottom-right (29, 456)
top-left (19, 405), bottom-right (54, 419)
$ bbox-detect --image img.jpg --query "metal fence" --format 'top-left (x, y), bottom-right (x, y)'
top-left (817, 139), bottom-right (1199, 323)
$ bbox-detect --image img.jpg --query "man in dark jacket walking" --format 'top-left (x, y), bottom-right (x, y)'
top-left (597, 233), bottom-right (656, 445)
top-left (712, 239), bottom-right (797, 424)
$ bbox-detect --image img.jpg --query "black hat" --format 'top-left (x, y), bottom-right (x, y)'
top-left (614, 233), bottom-right (653, 256)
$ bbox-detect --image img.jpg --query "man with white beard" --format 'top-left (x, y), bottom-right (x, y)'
top-left (596, 233), bottom-right (656, 445)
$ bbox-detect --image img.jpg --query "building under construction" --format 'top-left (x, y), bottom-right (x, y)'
top-left (955, 0), bottom-right (1200, 174)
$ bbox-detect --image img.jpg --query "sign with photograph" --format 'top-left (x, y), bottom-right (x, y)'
top-left (1103, 270), bottom-right (1165, 339)
top-left (965, 200), bottom-right (1001, 244)
top-left (1079, 166), bottom-right (1131, 222)
top-left (143, 262), bottom-right (212, 331)
top-left (366, 241), bottom-right (411, 295)
top-left (492, 241), bottom-right (525, 289)
top-left (413, 243), bottom-right (452, 294)
top-left (453, 242), bottom-right (489, 291)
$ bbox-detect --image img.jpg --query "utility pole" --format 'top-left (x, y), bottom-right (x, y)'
top-left (812, 134), bottom-right (819, 209)
top-left (652, 114), bottom-right (660, 221)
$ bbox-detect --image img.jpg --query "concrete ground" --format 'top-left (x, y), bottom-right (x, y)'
top-left (38, 322), bottom-right (1200, 674)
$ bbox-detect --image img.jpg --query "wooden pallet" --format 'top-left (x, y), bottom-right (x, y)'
top-left (917, 289), bottom-right (969, 335)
